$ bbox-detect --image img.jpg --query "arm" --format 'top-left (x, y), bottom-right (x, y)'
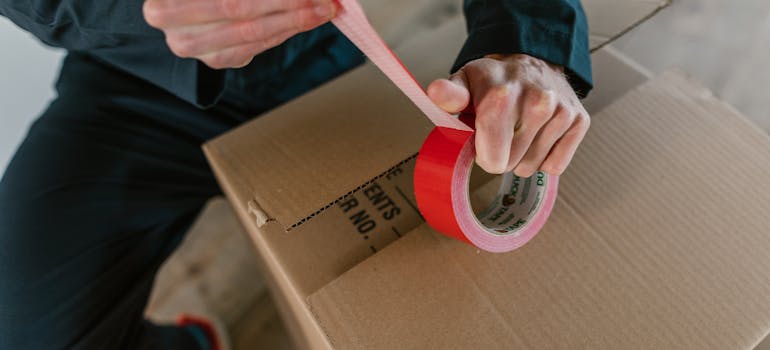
top-left (0, 0), bottom-right (225, 107)
top-left (428, 0), bottom-right (592, 175)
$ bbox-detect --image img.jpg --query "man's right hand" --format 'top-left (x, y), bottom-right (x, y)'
top-left (143, 0), bottom-right (338, 69)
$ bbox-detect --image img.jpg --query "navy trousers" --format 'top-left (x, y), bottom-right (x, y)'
top-left (0, 51), bottom-right (352, 349)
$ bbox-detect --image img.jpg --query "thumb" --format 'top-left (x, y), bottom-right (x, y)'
top-left (427, 70), bottom-right (470, 114)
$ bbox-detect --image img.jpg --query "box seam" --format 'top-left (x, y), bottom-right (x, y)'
top-left (287, 153), bottom-right (419, 231)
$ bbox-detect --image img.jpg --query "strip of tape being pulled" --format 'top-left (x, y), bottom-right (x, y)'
top-left (332, 0), bottom-right (557, 252)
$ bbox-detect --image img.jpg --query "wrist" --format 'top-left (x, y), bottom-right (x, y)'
top-left (484, 53), bottom-right (565, 74)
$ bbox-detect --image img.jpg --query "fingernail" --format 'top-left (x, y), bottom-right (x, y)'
top-left (441, 99), bottom-right (465, 113)
top-left (315, 3), bottom-right (336, 18)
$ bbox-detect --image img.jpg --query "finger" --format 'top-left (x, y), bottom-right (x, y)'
top-left (473, 83), bottom-right (521, 174)
top-left (464, 61), bottom-right (517, 173)
top-left (426, 70), bottom-right (470, 114)
top-left (506, 88), bottom-right (557, 172)
top-left (165, 5), bottom-right (333, 58)
top-left (145, 0), bottom-right (330, 28)
top-left (540, 114), bottom-right (590, 175)
top-left (197, 28), bottom-right (296, 69)
top-left (513, 107), bottom-right (575, 177)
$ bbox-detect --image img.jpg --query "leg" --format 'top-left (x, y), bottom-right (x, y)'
top-left (0, 53), bottom-right (240, 349)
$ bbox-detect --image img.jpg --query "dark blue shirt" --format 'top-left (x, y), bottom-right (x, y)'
top-left (0, 0), bottom-right (592, 115)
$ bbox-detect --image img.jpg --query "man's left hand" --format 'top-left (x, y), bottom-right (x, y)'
top-left (427, 54), bottom-right (590, 177)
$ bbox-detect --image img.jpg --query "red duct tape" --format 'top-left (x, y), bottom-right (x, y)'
top-left (414, 126), bottom-right (558, 252)
top-left (333, 0), bottom-right (557, 252)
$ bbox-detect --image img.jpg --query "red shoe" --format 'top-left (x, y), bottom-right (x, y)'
top-left (177, 314), bottom-right (232, 350)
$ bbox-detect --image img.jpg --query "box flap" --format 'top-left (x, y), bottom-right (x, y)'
top-left (307, 71), bottom-right (770, 349)
top-left (203, 0), bottom-right (670, 230)
top-left (202, 23), bottom-right (444, 231)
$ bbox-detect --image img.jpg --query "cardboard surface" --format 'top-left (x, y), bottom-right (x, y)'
top-left (307, 71), bottom-right (770, 349)
top-left (204, 0), bottom-right (669, 232)
top-left (202, 1), bottom-right (673, 348)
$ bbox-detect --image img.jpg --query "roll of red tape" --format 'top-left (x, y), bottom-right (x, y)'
top-left (414, 127), bottom-right (558, 252)
top-left (333, 0), bottom-right (558, 252)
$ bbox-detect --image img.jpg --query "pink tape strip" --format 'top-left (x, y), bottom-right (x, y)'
top-left (331, 0), bottom-right (471, 131)
top-left (332, 0), bottom-right (557, 253)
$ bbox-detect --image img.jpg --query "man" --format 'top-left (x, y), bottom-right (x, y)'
top-left (0, 0), bottom-right (592, 348)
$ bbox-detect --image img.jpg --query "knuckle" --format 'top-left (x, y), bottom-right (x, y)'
top-left (166, 35), bottom-right (194, 57)
top-left (203, 55), bottom-right (226, 69)
top-left (490, 84), bottom-right (511, 99)
top-left (142, 0), bottom-right (166, 27)
top-left (264, 35), bottom-right (287, 50)
top-left (297, 8), bottom-right (321, 31)
top-left (574, 112), bottom-right (591, 130)
top-left (541, 89), bottom-right (556, 106)
top-left (529, 88), bottom-right (553, 106)
top-left (232, 44), bottom-right (259, 67)
top-left (479, 85), bottom-right (516, 121)
top-left (530, 86), bottom-right (552, 99)
top-left (204, 50), bottom-right (241, 69)
top-left (524, 89), bottom-right (555, 121)
top-left (249, 40), bottom-right (270, 56)
top-left (232, 56), bottom-right (254, 68)
top-left (553, 110), bottom-right (576, 126)
top-left (464, 58), bottom-right (503, 79)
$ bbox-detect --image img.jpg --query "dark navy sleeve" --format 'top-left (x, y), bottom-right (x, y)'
top-left (0, 0), bottom-right (225, 107)
top-left (455, 0), bottom-right (593, 97)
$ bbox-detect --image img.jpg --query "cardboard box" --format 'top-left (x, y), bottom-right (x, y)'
top-left (305, 70), bottom-right (770, 349)
top-left (201, 1), bottom-right (770, 349)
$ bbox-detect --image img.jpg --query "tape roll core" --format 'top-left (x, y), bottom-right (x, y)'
top-left (415, 127), bottom-right (559, 253)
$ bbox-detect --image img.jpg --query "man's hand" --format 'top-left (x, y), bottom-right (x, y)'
top-left (143, 0), bottom-right (338, 69)
top-left (427, 54), bottom-right (590, 177)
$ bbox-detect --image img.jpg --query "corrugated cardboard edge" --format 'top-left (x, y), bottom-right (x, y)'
top-left (247, 199), bottom-right (273, 227)
top-left (306, 301), bottom-right (339, 350)
top-left (203, 145), bottom-right (335, 349)
top-left (588, 0), bottom-right (671, 53)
